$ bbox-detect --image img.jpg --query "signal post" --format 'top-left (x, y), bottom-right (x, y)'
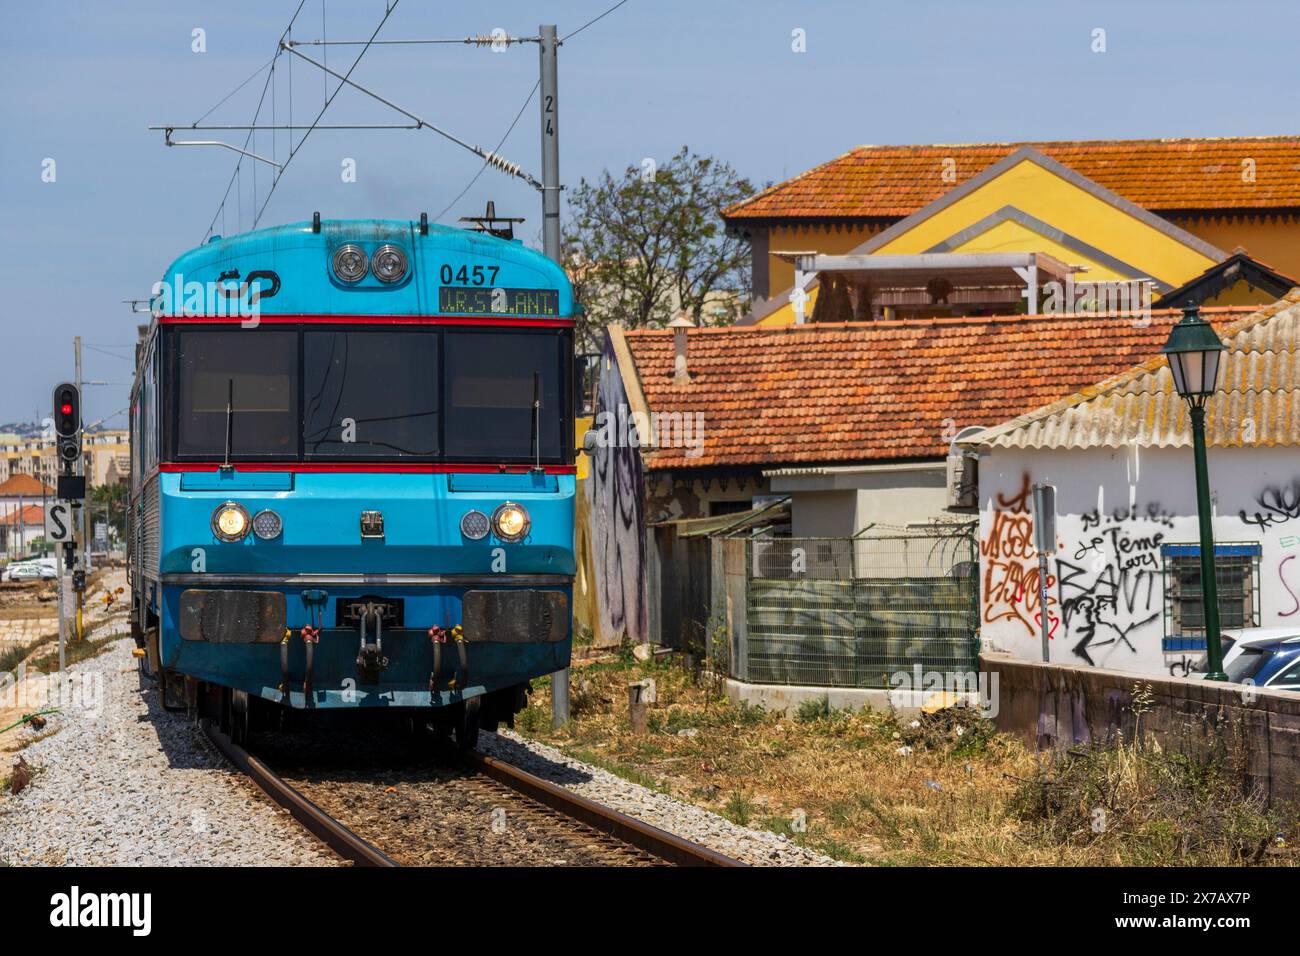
top-left (50, 383), bottom-right (86, 664)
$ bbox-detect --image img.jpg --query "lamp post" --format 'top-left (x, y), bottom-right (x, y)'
top-left (1161, 305), bottom-right (1228, 681)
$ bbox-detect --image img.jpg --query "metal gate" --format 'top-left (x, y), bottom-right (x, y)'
top-left (735, 528), bottom-right (978, 689)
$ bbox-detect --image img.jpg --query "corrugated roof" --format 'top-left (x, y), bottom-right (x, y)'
top-left (620, 305), bottom-right (1258, 470)
top-left (724, 137), bottom-right (1300, 221)
top-left (967, 291), bottom-right (1300, 450)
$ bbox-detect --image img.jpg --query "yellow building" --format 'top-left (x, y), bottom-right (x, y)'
top-left (84, 429), bottom-right (130, 486)
top-left (0, 429), bottom-right (128, 487)
top-left (723, 137), bottom-right (1300, 326)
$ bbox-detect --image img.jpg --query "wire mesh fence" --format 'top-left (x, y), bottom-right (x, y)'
top-left (728, 528), bottom-right (979, 689)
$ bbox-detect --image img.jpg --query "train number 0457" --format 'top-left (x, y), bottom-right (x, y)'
top-left (440, 263), bottom-right (500, 286)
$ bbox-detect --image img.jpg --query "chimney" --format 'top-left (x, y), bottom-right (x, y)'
top-left (669, 314), bottom-right (695, 384)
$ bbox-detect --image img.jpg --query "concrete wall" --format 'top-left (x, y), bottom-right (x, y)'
top-left (790, 490), bottom-right (856, 538)
top-left (977, 445), bottom-right (1300, 676)
top-left (983, 650), bottom-right (1300, 806)
top-left (770, 464), bottom-right (952, 537)
top-left (854, 469), bottom-right (950, 528)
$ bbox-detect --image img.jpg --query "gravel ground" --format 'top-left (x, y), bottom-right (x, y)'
top-left (0, 637), bottom-right (337, 867)
top-left (479, 729), bottom-right (838, 866)
top-left (278, 761), bottom-right (659, 867)
top-left (1, 614), bottom-right (832, 866)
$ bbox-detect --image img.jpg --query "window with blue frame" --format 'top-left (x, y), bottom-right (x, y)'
top-left (1161, 543), bottom-right (1261, 651)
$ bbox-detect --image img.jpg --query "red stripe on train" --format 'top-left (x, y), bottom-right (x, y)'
top-left (158, 462), bottom-right (577, 475)
top-left (156, 314), bottom-right (572, 328)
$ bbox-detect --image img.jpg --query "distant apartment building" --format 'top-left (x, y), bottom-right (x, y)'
top-left (0, 428), bottom-right (129, 487)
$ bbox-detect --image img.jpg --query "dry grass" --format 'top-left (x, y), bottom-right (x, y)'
top-left (515, 653), bottom-right (1297, 866)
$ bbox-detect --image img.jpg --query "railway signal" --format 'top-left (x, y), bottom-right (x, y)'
top-left (52, 381), bottom-right (86, 659)
top-left (52, 382), bottom-right (82, 465)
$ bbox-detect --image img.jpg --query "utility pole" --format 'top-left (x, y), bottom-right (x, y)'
top-left (539, 23), bottom-right (569, 730)
top-left (71, 341), bottom-right (87, 642)
top-left (75, 337), bottom-right (91, 577)
top-left (539, 24), bottom-right (561, 265)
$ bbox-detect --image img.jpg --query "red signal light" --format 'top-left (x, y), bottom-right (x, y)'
top-left (60, 403), bottom-right (73, 416)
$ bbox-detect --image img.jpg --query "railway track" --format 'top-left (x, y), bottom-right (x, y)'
top-left (201, 719), bottom-right (742, 867)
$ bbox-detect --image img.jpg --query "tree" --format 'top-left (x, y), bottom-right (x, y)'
top-left (89, 482), bottom-right (127, 544)
top-left (563, 146), bottom-right (757, 353)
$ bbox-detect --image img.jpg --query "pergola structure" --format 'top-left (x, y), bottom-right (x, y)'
top-left (774, 250), bottom-right (1083, 323)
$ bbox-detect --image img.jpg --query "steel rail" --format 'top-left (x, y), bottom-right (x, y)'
top-left (463, 750), bottom-right (746, 867)
top-left (203, 717), bottom-right (742, 867)
top-left (200, 718), bottom-right (398, 867)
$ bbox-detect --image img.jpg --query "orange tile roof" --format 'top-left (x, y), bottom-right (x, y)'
top-left (0, 474), bottom-right (55, 497)
top-left (724, 137), bottom-right (1300, 221)
top-left (622, 306), bottom-right (1258, 470)
top-left (4, 504), bottom-right (45, 526)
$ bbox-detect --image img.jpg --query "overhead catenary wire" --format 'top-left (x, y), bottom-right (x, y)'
top-left (432, 2), bottom-right (634, 217)
top-left (81, 344), bottom-right (137, 362)
top-left (155, 123), bottom-right (420, 131)
top-left (252, 1), bottom-right (401, 228)
top-left (283, 35), bottom-right (539, 46)
top-left (432, 78), bottom-right (540, 223)
top-left (563, 0), bottom-right (632, 41)
top-left (190, 55), bottom-right (279, 128)
top-left (280, 38), bottom-right (541, 191)
top-left (200, 0), bottom-right (309, 242)
top-left (181, 0), bottom-right (633, 238)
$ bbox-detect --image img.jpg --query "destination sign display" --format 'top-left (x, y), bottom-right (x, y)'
top-left (438, 286), bottom-right (561, 317)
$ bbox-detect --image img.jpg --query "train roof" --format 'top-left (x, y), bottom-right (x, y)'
top-left (152, 217), bottom-right (573, 318)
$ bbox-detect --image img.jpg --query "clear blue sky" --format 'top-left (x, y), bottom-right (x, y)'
top-left (1, 0), bottom-right (1297, 426)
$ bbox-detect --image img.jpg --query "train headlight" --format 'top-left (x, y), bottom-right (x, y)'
top-left (492, 502), bottom-right (530, 542)
top-left (332, 243), bottom-right (369, 283)
top-left (252, 509), bottom-right (283, 540)
top-left (371, 244), bottom-right (408, 283)
top-left (212, 502), bottom-right (251, 542)
top-left (460, 509), bottom-right (490, 540)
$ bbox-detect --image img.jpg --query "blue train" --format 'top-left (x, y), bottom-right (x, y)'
top-left (128, 214), bottom-right (576, 747)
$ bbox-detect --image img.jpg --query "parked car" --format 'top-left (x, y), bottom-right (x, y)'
top-left (1213, 626), bottom-right (1300, 690)
top-left (3, 558), bottom-right (57, 582)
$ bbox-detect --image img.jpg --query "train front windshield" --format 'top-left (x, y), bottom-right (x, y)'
top-left (165, 326), bottom-right (570, 464)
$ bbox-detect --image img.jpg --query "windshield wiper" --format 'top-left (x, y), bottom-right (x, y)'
top-left (530, 371), bottom-right (542, 473)
top-left (221, 378), bottom-right (234, 472)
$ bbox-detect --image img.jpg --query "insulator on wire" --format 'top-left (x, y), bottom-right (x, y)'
top-left (482, 151), bottom-right (522, 178)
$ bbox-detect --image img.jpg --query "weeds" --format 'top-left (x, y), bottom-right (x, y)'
top-left (796, 695), bottom-right (831, 723)
top-left (724, 791), bottom-right (755, 826)
top-left (1011, 691), bottom-right (1293, 865)
top-left (514, 658), bottom-right (1297, 867)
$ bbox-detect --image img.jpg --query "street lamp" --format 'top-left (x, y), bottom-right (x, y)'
top-left (1162, 305), bottom-right (1227, 681)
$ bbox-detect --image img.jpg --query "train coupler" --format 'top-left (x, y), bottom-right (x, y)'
top-left (300, 590), bottom-right (327, 704)
top-left (428, 625), bottom-right (447, 694)
top-left (301, 625), bottom-right (320, 700)
top-left (428, 624), bottom-right (469, 697)
top-left (355, 603), bottom-right (390, 684)
top-left (278, 627), bottom-right (292, 702)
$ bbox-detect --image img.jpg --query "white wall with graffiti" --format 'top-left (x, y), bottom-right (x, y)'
top-left (977, 446), bottom-right (1300, 676)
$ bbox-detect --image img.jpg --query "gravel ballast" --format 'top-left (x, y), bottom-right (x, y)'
top-left (2, 630), bottom-right (832, 866)
top-left (478, 730), bottom-right (838, 866)
top-left (0, 636), bottom-right (337, 867)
